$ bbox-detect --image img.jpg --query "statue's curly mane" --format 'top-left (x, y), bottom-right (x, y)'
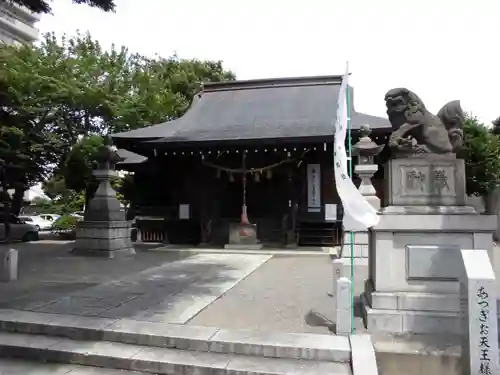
top-left (385, 87), bottom-right (465, 155)
top-left (385, 88), bottom-right (426, 121)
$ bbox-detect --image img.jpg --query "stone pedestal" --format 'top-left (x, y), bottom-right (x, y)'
top-left (381, 155), bottom-right (475, 214)
top-left (225, 223), bottom-right (263, 250)
top-left (72, 142), bottom-right (135, 259)
top-left (362, 156), bottom-right (497, 335)
top-left (74, 221), bottom-right (134, 258)
top-left (460, 249), bottom-right (500, 375)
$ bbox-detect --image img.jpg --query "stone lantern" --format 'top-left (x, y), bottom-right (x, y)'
top-left (73, 136), bottom-right (135, 258)
top-left (341, 124), bottom-right (384, 292)
top-left (351, 124), bottom-right (384, 209)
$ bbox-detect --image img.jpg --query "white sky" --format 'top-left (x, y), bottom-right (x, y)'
top-left (37, 0), bottom-right (498, 125)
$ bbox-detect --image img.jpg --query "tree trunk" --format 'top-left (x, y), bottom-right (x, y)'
top-left (11, 185), bottom-right (24, 216)
top-left (2, 202), bottom-right (11, 243)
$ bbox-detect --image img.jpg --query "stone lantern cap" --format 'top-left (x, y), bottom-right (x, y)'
top-left (352, 124), bottom-right (385, 157)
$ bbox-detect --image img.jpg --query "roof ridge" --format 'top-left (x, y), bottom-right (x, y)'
top-left (203, 75), bottom-right (343, 92)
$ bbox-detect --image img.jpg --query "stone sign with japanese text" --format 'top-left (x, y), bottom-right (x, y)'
top-left (385, 156), bottom-right (467, 207)
top-left (461, 249), bottom-right (499, 375)
top-left (402, 165), bottom-right (455, 196)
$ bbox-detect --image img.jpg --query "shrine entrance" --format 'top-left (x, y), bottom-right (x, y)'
top-left (245, 170), bottom-right (288, 221)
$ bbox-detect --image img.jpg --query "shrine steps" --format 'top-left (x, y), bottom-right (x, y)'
top-left (0, 358), bottom-right (149, 374)
top-left (0, 309), bottom-right (363, 375)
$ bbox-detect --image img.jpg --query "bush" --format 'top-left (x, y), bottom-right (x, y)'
top-left (463, 117), bottom-right (500, 196)
top-left (52, 215), bottom-right (79, 232)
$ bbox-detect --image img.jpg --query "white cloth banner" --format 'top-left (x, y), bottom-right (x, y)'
top-left (334, 63), bottom-right (379, 232)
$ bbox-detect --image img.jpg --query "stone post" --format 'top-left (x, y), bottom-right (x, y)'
top-left (0, 248), bottom-right (18, 282)
top-left (461, 249), bottom-right (499, 375)
top-left (335, 277), bottom-right (352, 336)
top-left (342, 125), bottom-right (384, 291)
top-left (72, 136), bottom-right (135, 258)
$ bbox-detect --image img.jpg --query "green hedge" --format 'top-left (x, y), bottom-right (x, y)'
top-left (52, 215), bottom-right (80, 231)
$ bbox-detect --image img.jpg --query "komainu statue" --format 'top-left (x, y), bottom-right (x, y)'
top-left (385, 88), bottom-right (465, 157)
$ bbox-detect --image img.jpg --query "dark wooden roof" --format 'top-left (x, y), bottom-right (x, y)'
top-left (116, 148), bottom-right (147, 165)
top-left (112, 75), bottom-right (390, 146)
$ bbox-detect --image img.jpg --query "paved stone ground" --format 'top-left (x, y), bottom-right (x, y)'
top-left (0, 241), bottom-right (185, 310)
top-left (0, 358), bottom-right (147, 374)
top-left (188, 254), bottom-right (367, 334)
top-left (0, 242), bottom-right (270, 323)
top-left (0, 241), bottom-right (366, 334)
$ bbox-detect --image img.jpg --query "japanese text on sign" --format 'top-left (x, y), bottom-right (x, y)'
top-left (477, 286), bottom-right (492, 375)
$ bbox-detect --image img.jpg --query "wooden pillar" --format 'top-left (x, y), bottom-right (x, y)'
top-left (285, 163), bottom-right (298, 247)
top-left (199, 158), bottom-right (211, 246)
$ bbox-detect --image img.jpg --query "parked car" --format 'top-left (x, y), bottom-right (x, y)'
top-left (39, 214), bottom-right (61, 223)
top-left (18, 215), bottom-right (53, 231)
top-left (70, 211), bottom-right (84, 219)
top-left (0, 214), bottom-right (39, 242)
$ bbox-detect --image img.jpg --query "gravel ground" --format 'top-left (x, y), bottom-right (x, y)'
top-left (188, 254), bottom-right (367, 334)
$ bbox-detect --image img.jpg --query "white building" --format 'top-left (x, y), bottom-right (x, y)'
top-left (0, 1), bottom-right (39, 45)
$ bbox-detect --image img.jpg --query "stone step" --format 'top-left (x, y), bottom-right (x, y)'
top-left (363, 305), bottom-right (460, 334)
top-left (0, 358), bottom-right (149, 375)
top-left (0, 332), bottom-right (352, 375)
top-left (368, 291), bottom-right (459, 312)
top-left (0, 309), bottom-right (351, 363)
top-left (372, 333), bottom-right (461, 375)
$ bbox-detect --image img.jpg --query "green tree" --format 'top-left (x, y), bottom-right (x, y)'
top-left (40, 173), bottom-right (86, 213)
top-left (106, 55), bottom-right (235, 133)
top-left (1, 32), bottom-right (234, 226)
top-left (7, 0), bottom-right (115, 14)
top-left (463, 116), bottom-right (500, 197)
top-left (492, 117), bottom-right (500, 136)
top-left (2, 31), bottom-right (234, 152)
top-left (62, 135), bottom-right (104, 210)
top-left (114, 173), bottom-right (134, 207)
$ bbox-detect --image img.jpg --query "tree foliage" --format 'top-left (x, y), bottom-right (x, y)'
top-left (8, 31), bottom-right (234, 217)
top-left (1, 31), bottom-right (234, 182)
top-left (0, 31), bottom-right (234, 220)
top-left (492, 117), bottom-right (500, 136)
top-left (6, 0), bottom-right (115, 15)
top-left (463, 116), bottom-right (500, 196)
top-left (63, 135), bottom-right (103, 193)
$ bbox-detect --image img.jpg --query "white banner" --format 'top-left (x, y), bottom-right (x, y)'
top-left (334, 63), bottom-right (379, 231)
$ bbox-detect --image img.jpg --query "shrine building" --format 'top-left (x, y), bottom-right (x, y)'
top-left (112, 75), bottom-right (392, 248)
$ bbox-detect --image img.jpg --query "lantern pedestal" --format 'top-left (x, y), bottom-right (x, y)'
top-left (225, 223), bottom-right (263, 250)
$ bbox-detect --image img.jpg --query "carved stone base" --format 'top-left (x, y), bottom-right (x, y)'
top-left (380, 205), bottom-right (477, 215)
top-left (385, 156), bottom-right (466, 207)
top-left (224, 244), bottom-right (264, 250)
top-left (362, 285), bottom-right (461, 335)
top-left (226, 223), bottom-right (262, 249)
top-left (363, 213), bottom-right (496, 335)
top-left (73, 221), bottom-right (135, 258)
top-left (285, 230), bottom-right (297, 246)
